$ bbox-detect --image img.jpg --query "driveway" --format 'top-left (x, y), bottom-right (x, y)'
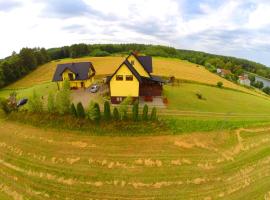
top-left (71, 88), bottom-right (104, 108)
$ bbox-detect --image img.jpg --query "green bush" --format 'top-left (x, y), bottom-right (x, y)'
top-left (0, 98), bottom-right (12, 114)
top-left (103, 101), bottom-right (111, 121)
top-left (119, 96), bottom-right (132, 120)
top-left (93, 103), bottom-right (101, 122)
top-left (70, 103), bottom-right (77, 117)
top-left (150, 107), bottom-right (157, 121)
top-left (55, 80), bottom-right (71, 114)
top-left (76, 102), bottom-right (85, 118)
top-left (90, 49), bottom-right (110, 57)
top-left (263, 87), bottom-right (270, 95)
top-left (113, 107), bottom-right (120, 121)
top-left (217, 81), bottom-right (223, 88)
top-left (47, 92), bottom-right (55, 113)
top-left (142, 104), bottom-right (148, 121)
top-left (28, 90), bottom-right (43, 113)
top-left (132, 102), bottom-right (139, 121)
top-left (87, 101), bottom-right (100, 122)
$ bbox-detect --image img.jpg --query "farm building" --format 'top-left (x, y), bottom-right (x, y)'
top-left (216, 68), bottom-right (232, 77)
top-left (107, 52), bottom-right (164, 104)
top-left (238, 75), bottom-right (251, 86)
top-left (52, 62), bottom-right (96, 89)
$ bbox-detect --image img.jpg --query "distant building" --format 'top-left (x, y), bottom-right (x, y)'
top-left (238, 75), bottom-right (250, 86)
top-left (217, 68), bottom-right (231, 77)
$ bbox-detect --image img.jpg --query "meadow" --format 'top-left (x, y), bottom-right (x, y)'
top-left (1, 119), bottom-right (270, 199)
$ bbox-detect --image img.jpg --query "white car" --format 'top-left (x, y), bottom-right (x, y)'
top-left (90, 85), bottom-right (99, 93)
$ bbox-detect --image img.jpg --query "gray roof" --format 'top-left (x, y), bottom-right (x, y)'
top-left (137, 56), bottom-right (153, 73)
top-left (52, 62), bottom-right (95, 82)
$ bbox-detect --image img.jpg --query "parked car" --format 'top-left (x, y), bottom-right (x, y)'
top-left (17, 98), bottom-right (28, 107)
top-left (90, 84), bottom-right (99, 93)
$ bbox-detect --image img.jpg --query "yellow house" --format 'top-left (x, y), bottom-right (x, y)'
top-left (108, 53), bottom-right (164, 104)
top-left (52, 62), bottom-right (96, 89)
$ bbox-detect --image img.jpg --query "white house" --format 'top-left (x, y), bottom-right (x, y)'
top-left (238, 75), bottom-right (251, 86)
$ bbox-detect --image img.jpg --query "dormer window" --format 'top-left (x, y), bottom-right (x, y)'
top-left (116, 75), bottom-right (123, 81)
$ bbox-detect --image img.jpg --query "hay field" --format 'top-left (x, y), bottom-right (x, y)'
top-left (5, 56), bottom-right (263, 97)
top-left (1, 120), bottom-right (270, 199)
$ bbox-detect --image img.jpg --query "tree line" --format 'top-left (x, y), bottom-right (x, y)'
top-left (0, 48), bottom-right (49, 87)
top-left (1, 43), bottom-right (270, 88)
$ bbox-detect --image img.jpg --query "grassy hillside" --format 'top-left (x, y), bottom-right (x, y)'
top-left (5, 56), bottom-right (264, 97)
top-left (1, 120), bottom-right (270, 199)
top-left (164, 84), bottom-right (270, 114)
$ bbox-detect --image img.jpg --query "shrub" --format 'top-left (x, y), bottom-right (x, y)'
top-left (93, 103), bottom-right (101, 122)
top-left (142, 104), bottom-right (148, 121)
top-left (103, 101), bottom-right (111, 121)
top-left (196, 93), bottom-right (203, 100)
top-left (28, 90), bottom-right (43, 113)
top-left (217, 81), bottom-right (223, 88)
top-left (76, 102), bottom-right (85, 118)
top-left (263, 87), bottom-right (270, 95)
top-left (55, 80), bottom-right (71, 114)
top-left (90, 49), bottom-right (110, 57)
top-left (132, 102), bottom-right (139, 121)
top-left (0, 98), bottom-right (12, 114)
top-left (70, 103), bottom-right (77, 117)
top-left (119, 96), bottom-right (132, 120)
top-left (113, 107), bottom-right (120, 121)
top-left (87, 101), bottom-right (100, 122)
top-left (47, 92), bottom-right (55, 113)
top-left (150, 107), bottom-right (157, 121)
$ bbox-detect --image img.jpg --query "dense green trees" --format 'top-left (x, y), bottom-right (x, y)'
top-left (0, 47), bottom-right (49, 87)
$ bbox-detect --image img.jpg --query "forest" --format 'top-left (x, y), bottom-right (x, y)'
top-left (1, 43), bottom-right (270, 88)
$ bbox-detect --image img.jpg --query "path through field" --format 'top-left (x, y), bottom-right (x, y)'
top-left (1, 120), bottom-right (270, 199)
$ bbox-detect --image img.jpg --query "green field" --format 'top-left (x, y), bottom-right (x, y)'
top-left (1, 119), bottom-right (270, 199)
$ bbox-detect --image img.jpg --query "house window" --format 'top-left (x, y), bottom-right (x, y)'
top-left (68, 73), bottom-right (74, 81)
top-left (131, 60), bottom-right (135, 65)
top-left (117, 97), bottom-right (123, 102)
top-left (126, 75), bottom-right (133, 81)
top-left (116, 75), bottom-right (123, 81)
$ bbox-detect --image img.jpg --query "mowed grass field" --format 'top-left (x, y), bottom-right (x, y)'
top-left (1, 120), bottom-right (270, 199)
top-left (5, 56), bottom-right (264, 97)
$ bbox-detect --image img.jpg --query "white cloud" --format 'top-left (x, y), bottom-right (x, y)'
top-left (0, 0), bottom-right (270, 65)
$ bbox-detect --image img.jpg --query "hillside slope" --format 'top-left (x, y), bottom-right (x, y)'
top-left (5, 56), bottom-right (264, 96)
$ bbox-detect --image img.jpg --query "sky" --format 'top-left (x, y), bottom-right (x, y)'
top-left (1, 0), bottom-right (270, 66)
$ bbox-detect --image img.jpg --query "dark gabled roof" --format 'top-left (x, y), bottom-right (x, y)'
top-left (137, 56), bottom-right (153, 73)
top-left (52, 62), bottom-right (95, 82)
top-left (108, 60), bottom-right (142, 83)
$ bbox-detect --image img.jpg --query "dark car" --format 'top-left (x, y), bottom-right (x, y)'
top-left (17, 98), bottom-right (28, 107)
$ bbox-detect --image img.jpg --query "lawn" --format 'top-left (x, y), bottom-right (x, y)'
top-left (1, 119), bottom-right (270, 199)
top-left (164, 84), bottom-right (270, 114)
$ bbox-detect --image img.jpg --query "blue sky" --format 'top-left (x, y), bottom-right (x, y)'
top-left (0, 0), bottom-right (270, 66)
